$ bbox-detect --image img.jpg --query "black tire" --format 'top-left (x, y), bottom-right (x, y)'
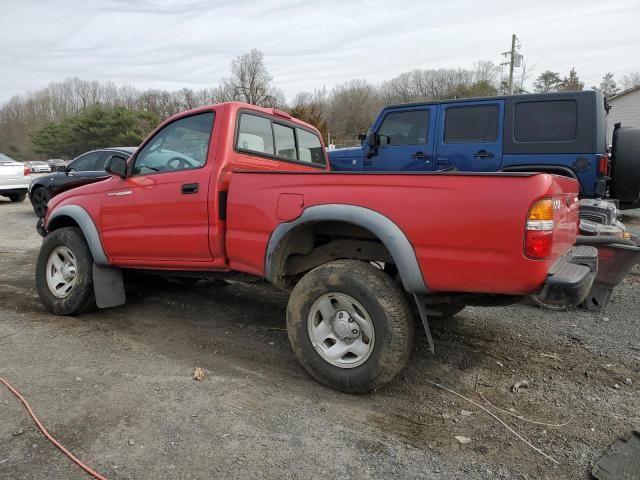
top-left (30, 187), bottom-right (50, 217)
top-left (287, 259), bottom-right (414, 394)
top-left (8, 193), bottom-right (26, 203)
top-left (36, 227), bottom-right (96, 316)
top-left (611, 126), bottom-right (640, 209)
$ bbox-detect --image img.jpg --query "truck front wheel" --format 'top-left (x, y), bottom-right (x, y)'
top-left (36, 227), bottom-right (96, 316)
top-left (287, 260), bottom-right (414, 393)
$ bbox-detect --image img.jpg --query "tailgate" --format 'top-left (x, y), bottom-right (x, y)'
top-left (548, 176), bottom-right (580, 263)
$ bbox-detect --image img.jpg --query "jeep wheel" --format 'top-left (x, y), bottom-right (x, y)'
top-left (36, 227), bottom-right (96, 315)
top-left (31, 187), bottom-right (50, 217)
top-left (287, 260), bottom-right (414, 393)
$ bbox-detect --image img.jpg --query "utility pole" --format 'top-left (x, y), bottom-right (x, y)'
top-left (508, 34), bottom-right (516, 95)
top-left (501, 34), bottom-right (520, 95)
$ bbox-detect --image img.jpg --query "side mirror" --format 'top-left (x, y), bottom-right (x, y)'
top-left (357, 133), bottom-right (367, 141)
top-left (105, 155), bottom-right (128, 178)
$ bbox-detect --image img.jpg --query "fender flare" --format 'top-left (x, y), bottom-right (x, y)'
top-left (265, 204), bottom-right (428, 293)
top-left (47, 205), bottom-right (109, 266)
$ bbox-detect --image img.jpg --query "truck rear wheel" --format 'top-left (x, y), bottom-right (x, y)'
top-left (287, 260), bottom-right (414, 393)
top-left (36, 227), bottom-right (96, 316)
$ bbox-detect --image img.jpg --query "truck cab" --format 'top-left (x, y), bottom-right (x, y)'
top-left (329, 91), bottom-right (615, 200)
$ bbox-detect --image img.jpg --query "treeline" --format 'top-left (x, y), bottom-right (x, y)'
top-left (1, 49), bottom-right (638, 159)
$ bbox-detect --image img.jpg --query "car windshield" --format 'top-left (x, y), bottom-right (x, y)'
top-left (0, 153), bottom-right (17, 162)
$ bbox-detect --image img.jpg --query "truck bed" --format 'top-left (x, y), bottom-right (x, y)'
top-left (226, 170), bottom-right (580, 295)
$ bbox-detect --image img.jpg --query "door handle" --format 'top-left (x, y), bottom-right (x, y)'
top-left (473, 150), bottom-right (494, 159)
top-left (411, 152), bottom-right (431, 160)
top-left (181, 183), bottom-right (199, 194)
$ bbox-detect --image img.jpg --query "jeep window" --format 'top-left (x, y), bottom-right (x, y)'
top-left (132, 112), bottom-right (214, 176)
top-left (274, 123), bottom-right (297, 161)
top-left (377, 110), bottom-right (429, 146)
top-left (296, 128), bottom-right (325, 166)
top-left (444, 105), bottom-right (498, 143)
top-left (237, 114), bottom-right (275, 156)
top-left (514, 100), bottom-right (577, 142)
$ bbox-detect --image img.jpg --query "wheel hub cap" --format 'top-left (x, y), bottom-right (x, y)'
top-left (45, 246), bottom-right (77, 298)
top-left (333, 311), bottom-right (360, 341)
top-left (307, 293), bottom-right (375, 368)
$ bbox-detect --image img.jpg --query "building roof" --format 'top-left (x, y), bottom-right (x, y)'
top-left (609, 85), bottom-right (640, 102)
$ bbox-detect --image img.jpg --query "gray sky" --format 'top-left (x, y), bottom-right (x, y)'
top-left (1, 0), bottom-right (638, 103)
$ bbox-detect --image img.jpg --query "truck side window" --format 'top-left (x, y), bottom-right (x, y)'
top-left (237, 114), bottom-right (275, 156)
top-left (132, 112), bottom-right (214, 175)
top-left (377, 111), bottom-right (429, 146)
top-left (274, 124), bottom-right (297, 160)
top-left (444, 105), bottom-right (498, 143)
top-left (514, 100), bottom-right (577, 142)
top-left (297, 129), bottom-right (325, 166)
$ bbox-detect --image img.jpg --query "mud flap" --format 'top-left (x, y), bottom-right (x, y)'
top-left (92, 263), bottom-right (126, 308)
top-left (413, 294), bottom-right (435, 354)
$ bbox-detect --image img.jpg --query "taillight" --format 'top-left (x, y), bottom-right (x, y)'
top-left (24, 165), bottom-right (31, 176)
top-left (597, 154), bottom-right (609, 176)
top-left (525, 199), bottom-right (554, 259)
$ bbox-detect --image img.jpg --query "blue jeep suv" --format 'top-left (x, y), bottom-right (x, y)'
top-left (328, 91), bottom-right (640, 209)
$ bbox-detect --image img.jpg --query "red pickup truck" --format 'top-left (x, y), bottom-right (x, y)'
top-left (36, 102), bottom-right (597, 393)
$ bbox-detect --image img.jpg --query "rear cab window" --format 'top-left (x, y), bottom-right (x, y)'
top-left (236, 112), bottom-right (326, 168)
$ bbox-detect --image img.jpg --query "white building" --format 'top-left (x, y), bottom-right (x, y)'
top-left (607, 85), bottom-right (640, 144)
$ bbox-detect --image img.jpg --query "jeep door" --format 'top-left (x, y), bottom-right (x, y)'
top-left (435, 100), bottom-right (504, 172)
top-left (367, 106), bottom-right (437, 171)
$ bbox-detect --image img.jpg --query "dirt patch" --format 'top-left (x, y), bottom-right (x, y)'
top-left (1, 199), bottom-right (639, 479)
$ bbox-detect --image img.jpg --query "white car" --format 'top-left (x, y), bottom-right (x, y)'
top-left (0, 153), bottom-right (30, 202)
top-left (27, 161), bottom-right (51, 173)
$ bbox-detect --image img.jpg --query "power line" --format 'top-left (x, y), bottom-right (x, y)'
top-left (518, 39), bottom-right (602, 87)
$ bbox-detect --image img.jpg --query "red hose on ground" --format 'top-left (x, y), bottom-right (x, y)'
top-left (0, 377), bottom-right (107, 480)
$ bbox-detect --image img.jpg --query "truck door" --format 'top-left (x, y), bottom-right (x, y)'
top-left (100, 111), bottom-right (215, 264)
top-left (367, 106), bottom-right (436, 171)
top-left (435, 100), bottom-right (504, 172)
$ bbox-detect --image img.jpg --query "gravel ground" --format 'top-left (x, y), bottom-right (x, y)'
top-left (1, 199), bottom-right (639, 480)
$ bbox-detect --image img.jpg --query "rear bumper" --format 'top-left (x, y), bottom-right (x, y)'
top-left (537, 246), bottom-right (598, 306)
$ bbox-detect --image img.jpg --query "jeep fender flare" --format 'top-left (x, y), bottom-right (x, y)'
top-left (265, 204), bottom-right (428, 293)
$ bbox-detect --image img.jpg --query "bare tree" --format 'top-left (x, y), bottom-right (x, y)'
top-left (221, 49), bottom-right (284, 107)
top-left (533, 71), bottom-right (562, 93)
top-left (593, 73), bottom-right (619, 98)
top-left (558, 67), bottom-right (584, 92)
top-left (621, 72), bottom-right (640, 90)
